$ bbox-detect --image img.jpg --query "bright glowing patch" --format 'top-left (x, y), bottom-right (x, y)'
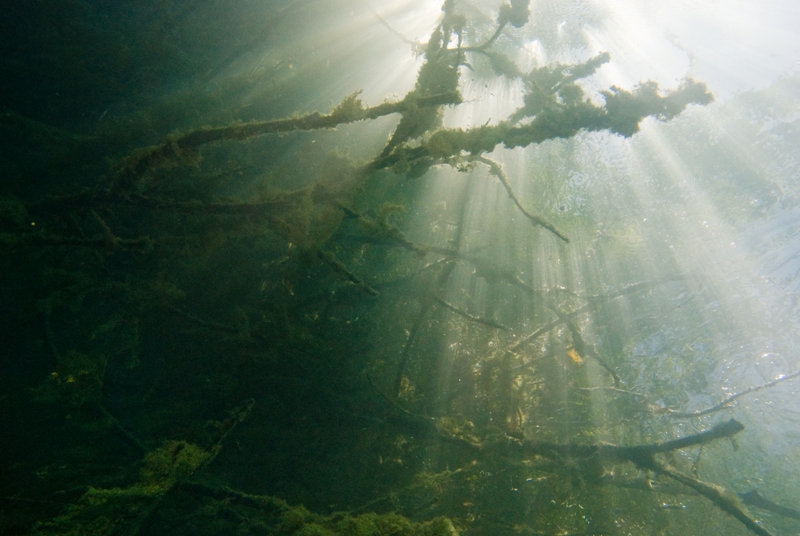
top-left (567, 348), bottom-right (584, 364)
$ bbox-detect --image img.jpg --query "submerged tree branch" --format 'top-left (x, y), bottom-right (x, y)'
top-left (553, 307), bottom-right (622, 387)
top-left (476, 156), bottom-right (569, 242)
top-left (667, 369), bottom-right (800, 418)
top-left (108, 90), bottom-right (462, 195)
top-left (431, 295), bottom-right (508, 330)
top-left (652, 463), bottom-right (772, 536)
top-left (316, 249), bottom-right (378, 296)
top-left (513, 419), bottom-right (771, 536)
top-left (510, 275), bottom-right (687, 351)
top-left (739, 489), bottom-right (800, 521)
top-left (393, 302), bottom-right (431, 398)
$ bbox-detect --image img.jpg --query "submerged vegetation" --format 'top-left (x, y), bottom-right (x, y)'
top-left (1, 0), bottom-right (798, 535)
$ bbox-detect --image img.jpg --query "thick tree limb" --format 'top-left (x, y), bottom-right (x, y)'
top-left (108, 91), bottom-right (461, 195)
top-left (740, 489), bottom-right (800, 521)
top-left (651, 463), bottom-right (772, 536)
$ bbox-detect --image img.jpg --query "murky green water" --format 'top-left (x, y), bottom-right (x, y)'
top-left (1, 1), bottom-right (799, 535)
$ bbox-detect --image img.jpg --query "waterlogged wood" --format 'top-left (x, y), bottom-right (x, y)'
top-left (740, 489), bottom-right (800, 521)
top-left (510, 419), bottom-right (745, 467)
top-left (109, 91), bottom-right (462, 195)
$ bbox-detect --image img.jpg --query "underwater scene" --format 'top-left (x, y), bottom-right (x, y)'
top-left (1, 0), bottom-right (800, 534)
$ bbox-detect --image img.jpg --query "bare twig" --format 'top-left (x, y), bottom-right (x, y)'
top-left (510, 275), bottom-right (687, 351)
top-left (393, 302), bottom-right (431, 397)
top-left (476, 156), bottom-right (569, 242)
top-left (431, 295), bottom-right (508, 330)
top-left (668, 369), bottom-right (800, 418)
top-left (316, 249), bottom-right (379, 296)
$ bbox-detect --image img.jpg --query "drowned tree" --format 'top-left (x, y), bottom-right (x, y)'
top-left (1, 1), bottom-right (797, 535)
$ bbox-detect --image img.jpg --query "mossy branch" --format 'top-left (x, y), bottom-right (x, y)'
top-left (34, 400), bottom-right (255, 536)
top-left (108, 91), bottom-right (461, 195)
top-left (379, 78), bottom-right (712, 172)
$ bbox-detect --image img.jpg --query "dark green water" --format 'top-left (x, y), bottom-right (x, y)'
top-left (2, 1), bottom-right (799, 534)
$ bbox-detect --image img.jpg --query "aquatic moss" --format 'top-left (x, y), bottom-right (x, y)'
top-left (30, 350), bottom-right (108, 407)
top-left (277, 508), bottom-right (458, 536)
top-left (426, 124), bottom-right (509, 159)
top-left (140, 441), bottom-right (214, 487)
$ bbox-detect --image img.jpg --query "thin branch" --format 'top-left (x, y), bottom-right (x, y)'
top-left (90, 209), bottom-right (121, 248)
top-left (459, 20), bottom-right (507, 53)
top-left (166, 305), bottom-right (242, 335)
top-left (668, 369), bottom-right (800, 418)
top-left (553, 307), bottom-right (622, 387)
top-left (576, 386), bottom-right (647, 398)
top-left (510, 275), bottom-right (687, 351)
top-left (431, 295), bottom-right (508, 330)
top-left (369, 7), bottom-right (421, 48)
top-left (393, 302), bottom-right (431, 397)
top-left (339, 202), bottom-right (430, 256)
top-left (476, 156), bottom-right (569, 242)
top-left (316, 249), bottom-right (378, 296)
